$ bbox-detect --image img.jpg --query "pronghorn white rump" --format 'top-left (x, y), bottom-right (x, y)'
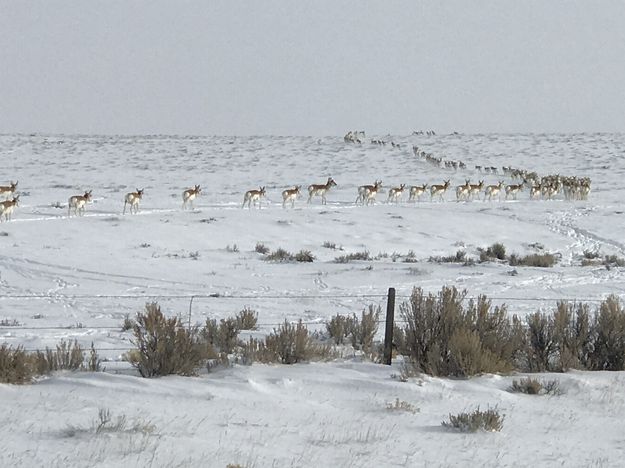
top-left (430, 180), bottom-right (450, 201)
top-left (281, 185), bottom-right (301, 209)
top-left (242, 186), bottom-right (266, 209)
top-left (123, 188), bottom-right (144, 215)
top-left (356, 180), bottom-right (383, 206)
top-left (307, 177), bottom-right (337, 205)
top-left (68, 190), bottom-right (92, 217)
top-left (182, 185), bottom-right (201, 210)
top-left (484, 181), bottom-right (504, 201)
top-left (0, 181), bottom-right (18, 200)
top-left (0, 195), bottom-right (19, 221)
top-left (387, 184), bottom-right (406, 204)
top-left (408, 184), bottom-right (428, 202)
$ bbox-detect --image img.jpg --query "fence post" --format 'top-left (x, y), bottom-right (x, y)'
top-left (188, 295), bottom-right (195, 331)
top-left (383, 287), bottom-right (396, 365)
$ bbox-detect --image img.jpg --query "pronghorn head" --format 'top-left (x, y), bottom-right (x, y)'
top-left (464, 179), bottom-right (471, 186)
top-left (422, 183), bottom-right (428, 190)
top-left (136, 188), bottom-right (144, 198)
top-left (11, 195), bottom-right (19, 206)
top-left (259, 186), bottom-right (266, 196)
top-left (294, 185), bottom-right (301, 194)
top-left (194, 185), bottom-right (201, 194)
top-left (444, 180), bottom-right (450, 188)
top-left (10, 181), bottom-right (18, 190)
top-left (399, 183), bottom-right (405, 190)
top-left (328, 177), bottom-right (337, 187)
top-left (84, 190), bottom-right (93, 201)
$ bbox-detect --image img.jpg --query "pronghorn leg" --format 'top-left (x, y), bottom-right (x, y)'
top-left (123, 201), bottom-right (127, 215)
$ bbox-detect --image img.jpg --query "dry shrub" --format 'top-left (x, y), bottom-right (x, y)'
top-left (509, 253), bottom-right (557, 267)
top-left (521, 302), bottom-right (593, 372)
top-left (386, 398), bottom-right (419, 413)
top-left (255, 242), bottom-right (270, 254)
top-left (202, 317), bottom-right (240, 354)
top-left (130, 302), bottom-right (211, 377)
top-left (34, 340), bottom-right (84, 374)
top-left (399, 287), bottom-right (522, 377)
top-left (429, 250), bottom-right (466, 263)
top-left (0, 344), bottom-right (35, 384)
top-left (348, 305), bottom-right (380, 354)
top-left (235, 307), bottom-right (258, 330)
top-left (334, 251), bottom-right (371, 263)
top-left (294, 250), bottom-right (315, 262)
top-left (121, 314), bottom-right (135, 331)
top-left (591, 295), bottom-right (625, 370)
top-left (326, 314), bottom-right (350, 345)
top-left (443, 406), bottom-right (504, 432)
top-left (508, 377), bottom-right (561, 395)
top-left (242, 320), bottom-right (331, 364)
top-left (265, 248), bottom-right (294, 262)
top-left (479, 243), bottom-right (507, 262)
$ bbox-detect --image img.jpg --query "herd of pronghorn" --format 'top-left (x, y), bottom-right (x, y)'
top-left (0, 137), bottom-right (592, 220)
top-left (0, 168), bottom-right (592, 221)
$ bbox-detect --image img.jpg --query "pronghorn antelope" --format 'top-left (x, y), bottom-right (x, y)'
top-left (0, 196), bottom-right (19, 222)
top-left (182, 185), bottom-right (201, 210)
top-left (408, 184), bottom-right (428, 202)
top-left (356, 180), bottom-right (383, 205)
top-left (0, 181), bottom-right (18, 200)
top-left (530, 183), bottom-right (542, 200)
top-left (483, 181), bottom-right (504, 201)
top-left (362, 180), bottom-right (383, 205)
top-left (455, 179), bottom-right (471, 202)
top-left (467, 180), bottom-right (484, 200)
top-left (123, 188), bottom-right (144, 215)
top-left (281, 185), bottom-right (301, 209)
top-left (242, 186), bottom-right (266, 209)
top-left (68, 190), bottom-right (92, 217)
top-left (387, 184), bottom-right (405, 204)
top-left (430, 180), bottom-right (450, 202)
top-left (307, 177), bottom-right (337, 205)
top-left (505, 181), bottom-right (524, 200)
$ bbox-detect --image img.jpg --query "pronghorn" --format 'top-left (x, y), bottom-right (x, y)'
top-left (123, 188), bottom-right (144, 215)
top-left (455, 179), bottom-right (472, 202)
top-left (505, 181), bottom-right (525, 200)
top-left (182, 185), bottom-right (201, 210)
top-left (387, 184), bottom-right (406, 204)
top-left (483, 181), bottom-right (504, 201)
top-left (530, 183), bottom-right (542, 200)
top-left (430, 180), bottom-right (450, 202)
top-left (467, 180), bottom-right (484, 200)
top-left (362, 180), bottom-right (383, 205)
top-left (307, 177), bottom-right (337, 205)
top-left (0, 181), bottom-right (18, 200)
top-left (356, 180), bottom-right (382, 205)
top-left (242, 186), bottom-right (266, 209)
top-left (281, 185), bottom-right (301, 209)
top-left (68, 190), bottom-right (92, 217)
top-left (408, 184), bottom-right (428, 202)
top-left (0, 196), bottom-right (19, 222)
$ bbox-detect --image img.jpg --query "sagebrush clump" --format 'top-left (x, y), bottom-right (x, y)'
top-left (443, 406), bottom-right (504, 432)
top-left (398, 286), bottom-right (522, 377)
top-left (129, 302), bottom-right (212, 377)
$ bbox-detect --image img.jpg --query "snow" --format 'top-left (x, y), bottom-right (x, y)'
top-left (1, 132), bottom-right (625, 466)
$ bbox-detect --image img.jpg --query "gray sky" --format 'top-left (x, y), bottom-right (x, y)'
top-left (1, 1), bottom-right (624, 135)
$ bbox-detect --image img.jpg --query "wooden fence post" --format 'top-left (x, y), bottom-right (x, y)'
top-left (383, 287), bottom-right (396, 365)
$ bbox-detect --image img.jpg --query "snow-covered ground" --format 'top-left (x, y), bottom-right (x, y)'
top-left (1, 133), bottom-right (625, 466)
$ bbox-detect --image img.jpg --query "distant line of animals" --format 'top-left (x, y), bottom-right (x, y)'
top-left (0, 167), bottom-right (593, 221)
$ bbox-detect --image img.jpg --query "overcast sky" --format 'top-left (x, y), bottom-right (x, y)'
top-left (1, 1), bottom-right (624, 136)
